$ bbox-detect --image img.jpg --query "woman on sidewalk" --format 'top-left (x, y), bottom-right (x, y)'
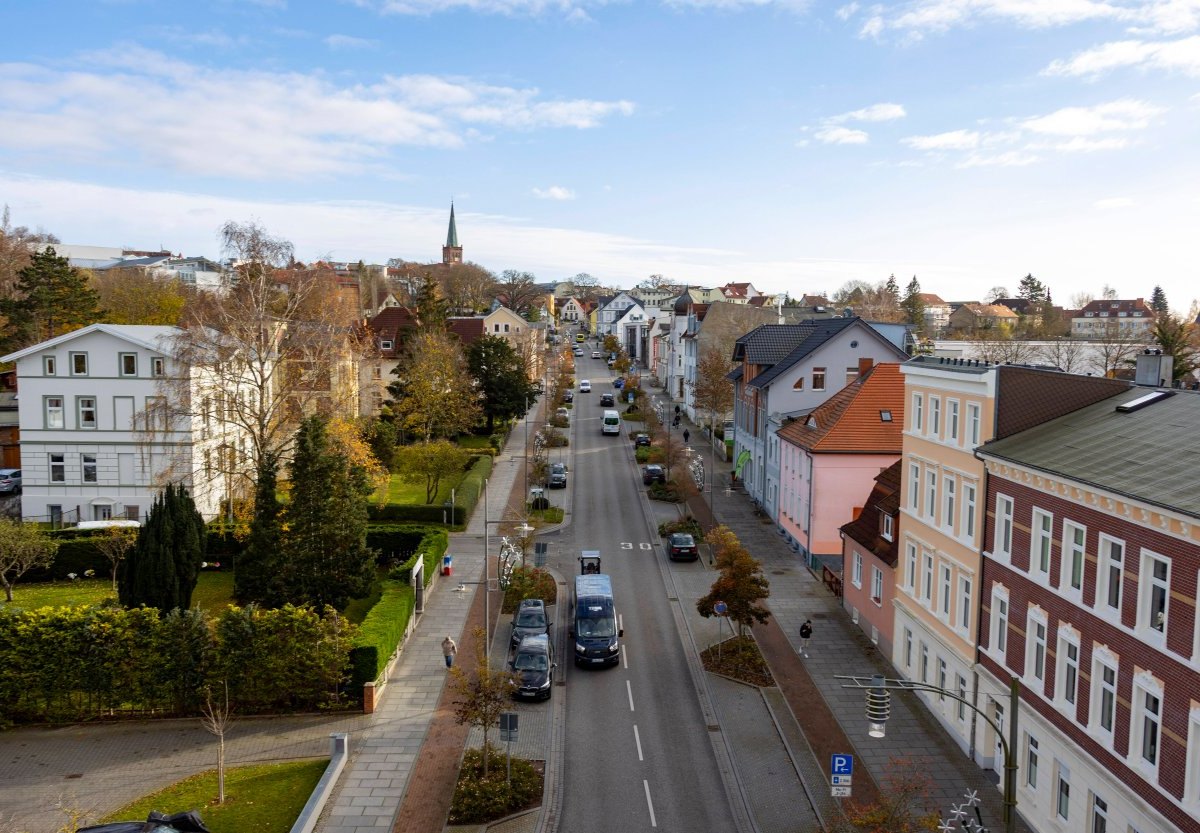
top-left (442, 636), bottom-right (458, 668)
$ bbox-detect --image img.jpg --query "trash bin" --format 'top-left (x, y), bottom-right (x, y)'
top-left (442, 555), bottom-right (453, 576)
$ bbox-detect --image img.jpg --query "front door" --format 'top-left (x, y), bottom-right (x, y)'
top-left (992, 699), bottom-right (1005, 775)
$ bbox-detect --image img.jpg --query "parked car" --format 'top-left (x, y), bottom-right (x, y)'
top-left (634, 433), bottom-right (651, 447)
top-left (613, 377), bottom-right (625, 389)
top-left (510, 633), bottom-right (555, 701)
top-left (599, 393), bottom-right (615, 407)
top-left (591, 350), bottom-right (601, 359)
top-left (562, 390), bottom-right (574, 403)
top-left (548, 462), bottom-right (567, 488)
top-left (574, 347), bottom-right (584, 356)
top-left (510, 598), bottom-right (550, 648)
top-left (0, 469), bottom-right (21, 494)
top-left (668, 532), bottom-right (699, 561)
top-left (642, 464), bottom-right (666, 485)
top-left (556, 407), bottom-right (570, 421)
top-left (579, 380), bottom-right (592, 392)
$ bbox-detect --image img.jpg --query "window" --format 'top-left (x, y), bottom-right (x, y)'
top-left (925, 470), bottom-right (937, 519)
top-left (903, 628), bottom-right (913, 668)
top-left (812, 367), bottom-right (826, 391)
top-left (77, 397), bottom-right (97, 429)
top-left (1139, 551), bottom-right (1169, 636)
top-left (930, 397), bottom-right (941, 436)
top-left (50, 453), bottom-right (65, 483)
top-left (920, 642), bottom-right (929, 682)
top-left (45, 396), bottom-right (65, 429)
top-left (1091, 794), bottom-right (1108, 833)
top-left (119, 353), bottom-right (137, 376)
top-left (43, 355), bottom-right (56, 375)
top-left (70, 352), bottom-right (88, 375)
top-left (1097, 536), bottom-right (1124, 614)
top-left (909, 463), bottom-right (920, 511)
top-left (792, 376), bottom-right (805, 391)
top-left (124, 505), bottom-right (139, 521)
top-left (151, 357), bottom-right (165, 377)
top-left (943, 475), bottom-right (956, 534)
top-left (881, 513), bottom-right (893, 541)
top-left (967, 402), bottom-right (981, 445)
top-left (1186, 707), bottom-right (1200, 806)
top-left (940, 563), bottom-right (953, 619)
top-left (913, 393), bottom-right (924, 431)
top-left (937, 657), bottom-right (947, 700)
top-left (963, 482), bottom-right (977, 540)
top-left (871, 567), bottom-right (883, 603)
top-left (1057, 632), bottom-right (1079, 710)
top-left (958, 575), bottom-right (972, 632)
top-left (995, 495), bottom-right (1014, 559)
top-left (905, 543), bottom-right (917, 593)
top-left (81, 454), bottom-right (97, 483)
top-left (948, 400), bottom-right (960, 442)
top-left (1031, 509), bottom-right (1053, 578)
top-left (204, 449), bottom-right (212, 479)
top-left (1092, 654), bottom-right (1117, 741)
top-left (1026, 734), bottom-right (1040, 789)
top-left (1062, 522), bottom-right (1086, 598)
top-left (956, 674), bottom-right (967, 721)
top-left (991, 587), bottom-right (1009, 654)
top-left (1027, 613), bottom-right (1047, 684)
top-left (921, 552), bottom-right (934, 604)
top-left (852, 551), bottom-right (863, 588)
top-left (1056, 762), bottom-right (1071, 820)
top-left (1133, 677), bottom-right (1162, 770)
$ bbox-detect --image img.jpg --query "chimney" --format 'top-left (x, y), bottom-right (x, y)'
top-left (858, 358), bottom-right (874, 376)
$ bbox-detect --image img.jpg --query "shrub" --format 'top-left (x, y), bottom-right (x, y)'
top-left (368, 525), bottom-right (435, 566)
top-left (647, 481), bottom-right (683, 503)
top-left (448, 745), bottom-right (543, 825)
top-left (658, 516), bottom-right (705, 539)
top-left (349, 579), bottom-right (415, 689)
top-left (550, 415), bottom-right (569, 429)
top-left (529, 496), bottom-right (550, 511)
top-left (27, 536), bottom-right (107, 581)
top-left (502, 567), bottom-right (558, 613)
top-left (387, 529), bottom-right (448, 587)
top-left (544, 431), bottom-right (568, 447)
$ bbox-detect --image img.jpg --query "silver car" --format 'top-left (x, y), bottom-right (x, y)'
top-left (0, 469), bottom-right (21, 494)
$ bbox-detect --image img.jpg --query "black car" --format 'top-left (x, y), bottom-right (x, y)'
top-left (510, 598), bottom-right (550, 648)
top-left (600, 392), bottom-right (615, 407)
top-left (634, 433), bottom-right (651, 447)
top-left (668, 533), bottom-right (699, 561)
top-left (642, 464), bottom-right (665, 485)
top-left (562, 390), bottom-right (574, 403)
top-left (511, 634), bottom-right (555, 700)
top-left (548, 462), bottom-right (567, 488)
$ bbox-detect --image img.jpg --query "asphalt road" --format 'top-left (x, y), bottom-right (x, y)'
top-left (550, 354), bottom-right (737, 833)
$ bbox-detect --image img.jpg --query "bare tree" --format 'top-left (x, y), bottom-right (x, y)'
top-left (441, 262), bottom-right (496, 313)
top-left (1038, 338), bottom-right (1088, 374)
top-left (93, 527), bottom-right (137, 593)
top-left (497, 270), bottom-right (541, 315)
top-left (984, 285), bottom-right (1011, 303)
top-left (1070, 291), bottom-right (1094, 310)
top-left (200, 682), bottom-right (233, 804)
top-left (1090, 321), bottom-right (1147, 377)
top-left (0, 205), bottom-right (59, 300)
top-left (970, 328), bottom-right (1039, 364)
top-left (693, 345), bottom-right (735, 432)
top-left (1099, 284), bottom-right (1119, 300)
top-left (450, 627), bottom-right (517, 777)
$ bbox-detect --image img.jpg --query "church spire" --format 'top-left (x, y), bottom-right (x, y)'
top-left (442, 202), bottom-right (462, 264)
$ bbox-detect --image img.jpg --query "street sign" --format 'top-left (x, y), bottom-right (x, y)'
top-left (831, 786), bottom-right (852, 798)
top-left (500, 712), bottom-right (518, 742)
top-left (831, 754), bottom-right (853, 776)
top-left (832, 774), bottom-right (852, 786)
top-left (714, 601), bottom-right (728, 615)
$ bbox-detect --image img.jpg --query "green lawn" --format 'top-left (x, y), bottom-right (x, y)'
top-left (101, 759), bottom-right (328, 833)
top-left (1, 571), bottom-right (235, 615)
top-left (374, 472), bottom-right (457, 506)
top-left (457, 434), bottom-right (494, 450)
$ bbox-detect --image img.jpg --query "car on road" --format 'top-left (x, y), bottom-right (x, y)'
top-left (511, 598), bottom-right (550, 649)
top-left (634, 433), bottom-right (651, 447)
top-left (548, 462), bottom-right (567, 488)
top-left (510, 633), bottom-right (555, 701)
top-left (642, 464), bottom-right (665, 485)
top-left (613, 377), bottom-right (625, 389)
top-left (562, 390), bottom-right (574, 403)
top-left (579, 380), bottom-right (592, 392)
top-left (668, 533), bottom-right (699, 561)
top-left (599, 392), bottom-right (615, 407)
top-left (0, 469), bottom-right (20, 494)
top-left (592, 350), bottom-right (601, 359)
top-left (556, 407), bottom-right (570, 421)
top-left (573, 347), bottom-right (584, 356)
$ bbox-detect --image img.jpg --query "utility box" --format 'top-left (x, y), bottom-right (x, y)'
top-left (442, 555), bottom-right (453, 576)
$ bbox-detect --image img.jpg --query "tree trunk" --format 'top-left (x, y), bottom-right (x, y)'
top-left (217, 735), bottom-right (226, 803)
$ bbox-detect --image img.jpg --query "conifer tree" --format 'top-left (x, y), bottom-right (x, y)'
top-left (236, 454), bottom-right (283, 605)
top-left (279, 416), bottom-right (376, 609)
top-left (1150, 285), bottom-right (1169, 316)
top-left (1017, 273), bottom-right (1047, 303)
top-left (119, 483), bottom-right (206, 610)
top-left (900, 276), bottom-right (926, 334)
top-left (0, 246), bottom-right (101, 352)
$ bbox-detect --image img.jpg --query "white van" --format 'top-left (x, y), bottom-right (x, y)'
top-left (601, 409), bottom-right (621, 435)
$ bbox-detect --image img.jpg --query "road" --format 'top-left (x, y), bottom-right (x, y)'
top-left (549, 352), bottom-right (738, 833)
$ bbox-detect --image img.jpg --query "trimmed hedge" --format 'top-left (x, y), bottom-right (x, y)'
top-left (28, 536), bottom-right (108, 581)
top-left (349, 579), bottom-right (415, 690)
top-left (367, 454), bottom-right (493, 524)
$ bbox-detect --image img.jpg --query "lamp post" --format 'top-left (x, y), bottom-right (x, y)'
top-left (837, 674), bottom-right (1021, 833)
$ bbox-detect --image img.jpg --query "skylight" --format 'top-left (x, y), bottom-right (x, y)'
top-left (880, 410), bottom-right (893, 422)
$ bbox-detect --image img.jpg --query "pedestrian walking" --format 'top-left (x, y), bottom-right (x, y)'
top-left (799, 620), bottom-right (813, 657)
top-left (442, 636), bottom-right (457, 668)
top-left (683, 428), bottom-right (690, 444)
top-left (673, 414), bottom-right (681, 428)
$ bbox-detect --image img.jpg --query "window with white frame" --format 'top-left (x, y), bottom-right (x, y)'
top-left (1185, 705), bottom-right (1200, 807)
top-left (948, 399), bottom-right (959, 443)
top-left (881, 513), bottom-right (893, 541)
top-left (852, 551), bottom-right (863, 588)
top-left (1026, 734), bottom-right (1040, 789)
top-left (995, 494), bottom-right (1014, 559)
top-left (49, 453), bottom-right (65, 482)
top-left (43, 355), bottom-right (56, 375)
top-left (912, 393), bottom-right (924, 432)
top-left (871, 567), bottom-right (883, 604)
top-left (904, 627), bottom-right (913, 668)
top-left (956, 674), bottom-right (967, 721)
top-left (1090, 794), bottom-right (1108, 833)
top-left (905, 543), bottom-right (917, 593)
top-left (967, 402), bottom-right (981, 445)
top-left (1062, 522), bottom-right (1086, 599)
top-left (942, 475), bottom-right (956, 535)
top-left (958, 575), bottom-right (972, 632)
top-left (812, 367), bottom-right (826, 391)
top-left (45, 396), bottom-right (65, 429)
top-left (930, 396), bottom-right (941, 437)
top-left (925, 470), bottom-right (937, 520)
top-left (1097, 535), bottom-right (1125, 615)
top-left (1131, 673), bottom-right (1162, 773)
top-left (151, 357), bottom-right (165, 377)
top-left (1138, 551), bottom-right (1170, 637)
top-left (963, 482), bottom-right (977, 540)
top-left (1026, 610), bottom-right (1048, 685)
top-left (939, 563), bottom-right (953, 620)
top-left (909, 463), bottom-right (920, 512)
top-left (1091, 651), bottom-right (1118, 743)
top-left (70, 352), bottom-right (88, 375)
top-left (922, 552), bottom-right (934, 605)
top-left (991, 586), bottom-right (1009, 655)
top-left (1056, 630), bottom-right (1080, 711)
top-left (1031, 509), bottom-right (1053, 578)
top-left (937, 657), bottom-right (948, 699)
top-left (77, 396), bottom-right (97, 429)
top-left (1056, 761), bottom-right (1070, 820)
top-left (920, 642), bottom-right (929, 682)
top-left (81, 453), bottom-right (97, 483)
top-left (119, 353), bottom-right (137, 376)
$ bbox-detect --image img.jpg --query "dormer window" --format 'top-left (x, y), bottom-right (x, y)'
top-left (380, 340), bottom-right (393, 351)
top-left (881, 513), bottom-right (894, 541)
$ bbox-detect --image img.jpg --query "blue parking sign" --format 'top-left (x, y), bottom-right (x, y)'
top-left (831, 754), bottom-right (853, 776)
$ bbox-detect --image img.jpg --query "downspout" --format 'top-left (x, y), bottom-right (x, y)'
top-left (805, 452), bottom-right (814, 564)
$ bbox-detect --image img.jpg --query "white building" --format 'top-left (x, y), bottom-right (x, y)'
top-left (1, 324), bottom-right (247, 524)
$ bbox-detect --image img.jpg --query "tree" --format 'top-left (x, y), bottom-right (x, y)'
top-left (900, 276), bottom-right (925, 334)
top-left (92, 268), bottom-right (187, 325)
top-left (1016, 273), bottom-right (1047, 303)
top-left (1150, 314), bottom-right (1198, 381)
top-left (1070, 291), bottom-right (1093, 309)
top-left (235, 454), bottom-right (283, 605)
top-left (94, 527), bottom-right (137, 593)
top-left (440, 261), bottom-right (496, 314)
top-left (1038, 338), bottom-right (1088, 374)
top-left (0, 519), bottom-right (58, 602)
top-left (390, 329), bottom-right (482, 441)
top-left (411, 273), bottom-right (449, 330)
top-left (450, 627), bottom-right (518, 777)
top-left (0, 247), bottom-right (101, 352)
top-left (984, 285), bottom-right (1011, 304)
top-left (200, 681), bottom-right (233, 804)
top-left (833, 278), bottom-right (904, 322)
top-left (359, 416), bottom-right (399, 472)
top-left (395, 440), bottom-right (471, 503)
top-left (883, 274), bottom-right (900, 310)
top-left (0, 205), bottom-right (58, 300)
top-left (829, 757), bottom-right (940, 833)
top-left (279, 417), bottom-right (376, 609)
top-left (1150, 285), bottom-right (1170, 316)
top-left (1099, 284), bottom-right (1119, 300)
top-left (970, 328), bottom-right (1038, 364)
top-left (497, 270), bottom-right (541, 315)
top-left (1090, 321), bottom-right (1145, 377)
top-left (696, 526), bottom-right (771, 636)
top-left (569, 272), bottom-right (601, 302)
top-left (119, 483), bottom-right (206, 611)
top-left (693, 346), bottom-right (734, 431)
top-left (467, 335), bottom-right (538, 433)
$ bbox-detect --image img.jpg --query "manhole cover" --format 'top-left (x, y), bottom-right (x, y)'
top-left (65, 773), bottom-right (82, 779)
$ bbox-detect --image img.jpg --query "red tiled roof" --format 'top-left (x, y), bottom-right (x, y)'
top-left (447, 317), bottom-right (485, 346)
top-left (365, 307), bottom-right (418, 356)
top-left (839, 461), bottom-right (902, 566)
top-left (777, 363), bottom-right (905, 453)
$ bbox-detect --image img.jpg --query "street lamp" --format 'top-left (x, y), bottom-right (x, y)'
top-left (837, 674), bottom-right (1021, 833)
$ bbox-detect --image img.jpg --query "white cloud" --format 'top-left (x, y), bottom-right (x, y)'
top-left (1048, 136), bottom-right (1131, 151)
top-left (958, 150), bottom-right (1041, 167)
top-left (902, 129), bottom-right (981, 149)
top-left (1043, 35), bottom-right (1200, 77)
top-left (362, 0), bottom-right (813, 14)
top-left (0, 48), bottom-right (635, 180)
top-left (1095, 196), bottom-right (1135, 208)
top-left (815, 125), bottom-right (870, 143)
top-left (859, 13), bottom-right (885, 36)
top-left (836, 2), bottom-right (860, 19)
top-left (1021, 98), bottom-right (1164, 135)
top-left (532, 185), bottom-right (576, 200)
top-left (830, 102), bottom-right (907, 122)
top-left (325, 34), bottom-right (380, 49)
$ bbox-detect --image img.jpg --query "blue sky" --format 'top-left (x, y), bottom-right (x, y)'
top-left (2, 0), bottom-right (1198, 311)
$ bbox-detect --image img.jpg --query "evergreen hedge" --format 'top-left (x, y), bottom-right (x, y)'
top-left (348, 580), bottom-right (414, 691)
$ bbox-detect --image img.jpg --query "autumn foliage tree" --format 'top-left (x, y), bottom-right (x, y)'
top-left (395, 440), bottom-right (470, 503)
top-left (92, 267), bottom-right (187, 325)
top-left (0, 519), bottom-right (58, 603)
top-left (390, 329), bottom-right (482, 441)
top-left (696, 525), bottom-right (771, 636)
top-left (450, 627), bottom-right (518, 777)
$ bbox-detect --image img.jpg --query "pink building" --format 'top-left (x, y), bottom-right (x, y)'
top-left (840, 461), bottom-right (901, 656)
top-left (776, 363), bottom-right (905, 568)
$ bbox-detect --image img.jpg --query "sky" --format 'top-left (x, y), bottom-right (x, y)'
top-left (1, 0), bottom-right (1198, 311)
